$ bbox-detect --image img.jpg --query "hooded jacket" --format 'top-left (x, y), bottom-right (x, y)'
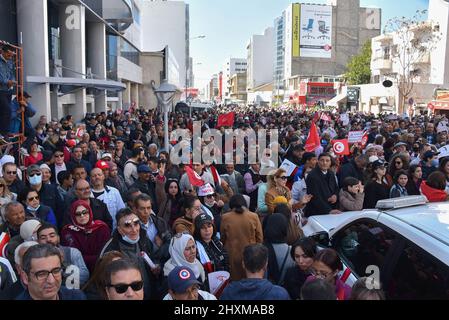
top-left (220, 278), bottom-right (290, 300)
top-left (420, 181), bottom-right (448, 202)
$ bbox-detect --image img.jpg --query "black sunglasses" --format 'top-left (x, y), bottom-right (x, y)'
top-left (278, 176), bottom-right (288, 180)
top-left (29, 172), bottom-right (42, 177)
top-left (107, 281), bottom-right (144, 294)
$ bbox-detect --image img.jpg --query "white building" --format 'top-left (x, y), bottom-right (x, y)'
top-left (368, 0), bottom-right (449, 113)
top-left (273, 15), bottom-right (286, 101)
top-left (246, 27), bottom-right (275, 92)
top-left (222, 58), bottom-right (247, 99)
top-left (139, 0), bottom-right (190, 89)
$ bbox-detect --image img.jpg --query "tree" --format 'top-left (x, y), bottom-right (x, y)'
top-left (384, 10), bottom-right (442, 113)
top-left (345, 40), bottom-right (372, 85)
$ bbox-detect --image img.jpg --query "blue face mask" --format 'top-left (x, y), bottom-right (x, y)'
top-left (27, 205), bottom-right (40, 212)
top-left (29, 174), bottom-right (42, 186)
top-left (431, 159), bottom-right (439, 167)
top-left (122, 235), bottom-right (140, 245)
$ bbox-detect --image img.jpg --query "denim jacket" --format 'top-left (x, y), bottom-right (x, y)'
top-left (0, 55), bottom-right (15, 93)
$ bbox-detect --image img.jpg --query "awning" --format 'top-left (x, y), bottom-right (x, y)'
top-left (27, 76), bottom-right (126, 91)
top-left (326, 93), bottom-right (347, 107)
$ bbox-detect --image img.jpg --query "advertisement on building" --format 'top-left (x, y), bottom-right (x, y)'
top-left (292, 3), bottom-right (301, 57)
top-left (299, 4), bottom-right (332, 58)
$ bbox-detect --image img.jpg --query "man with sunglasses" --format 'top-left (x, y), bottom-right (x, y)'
top-left (100, 208), bottom-right (159, 299)
top-left (2, 162), bottom-right (25, 195)
top-left (104, 259), bottom-right (144, 300)
top-left (26, 165), bottom-right (65, 230)
top-left (16, 244), bottom-right (86, 300)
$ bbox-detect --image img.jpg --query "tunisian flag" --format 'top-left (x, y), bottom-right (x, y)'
top-left (185, 166), bottom-right (205, 187)
top-left (332, 139), bottom-right (350, 156)
top-left (305, 122), bottom-right (321, 152)
top-left (216, 112), bottom-right (235, 128)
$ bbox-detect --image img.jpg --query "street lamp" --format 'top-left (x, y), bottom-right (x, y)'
top-left (153, 80), bottom-right (178, 151)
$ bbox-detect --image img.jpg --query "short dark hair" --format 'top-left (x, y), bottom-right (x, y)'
top-left (124, 187), bottom-right (141, 203)
top-left (301, 278), bottom-right (337, 300)
top-left (105, 259), bottom-right (142, 286)
top-left (57, 170), bottom-right (71, 185)
top-left (22, 244), bottom-right (62, 274)
top-left (148, 156), bottom-right (159, 164)
top-left (229, 194), bottom-right (247, 214)
top-left (314, 248), bottom-right (343, 272)
top-left (70, 163), bottom-right (86, 175)
top-left (426, 171), bottom-right (446, 190)
top-left (182, 195), bottom-right (199, 210)
top-left (342, 177), bottom-right (360, 191)
top-left (37, 223), bottom-right (58, 237)
top-left (2, 162), bottom-right (16, 172)
top-left (243, 244), bottom-right (268, 273)
top-left (116, 208), bottom-right (135, 225)
top-left (134, 193), bottom-right (152, 208)
top-left (318, 153), bottom-right (332, 160)
top-left (393, 169), bottom-right (408, 184)
top-left (301, 152), bottom-right (316, 165)
top-left (132, 147), bottom-right (144, 158)
top-left (290, 237), bottom-right (317, 260)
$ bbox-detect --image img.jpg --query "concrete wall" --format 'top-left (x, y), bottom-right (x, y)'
top-left (117, 56), bottom-right (143, 84)
top-left (429, 0), bottom-right (449, 86)
top-left (0, 0), bottom-right (18, 44)
top-left (140, 0), bottom-right (187, 88)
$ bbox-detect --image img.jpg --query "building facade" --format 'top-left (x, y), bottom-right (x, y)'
top-left (229, 72), bottom-right (247, 102)
top-left (246, 27), bottom-right (275, 92)
top-left (222, 58), bottom-right (247, 99)
top-left (281, 0), bottom-right (381, 101)
top-left (0, 0), bottom-right (144, 123)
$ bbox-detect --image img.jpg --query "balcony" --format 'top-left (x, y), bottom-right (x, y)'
top-left (372, 58), bottom-right (392, 71)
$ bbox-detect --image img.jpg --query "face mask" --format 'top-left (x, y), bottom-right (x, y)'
top-left (122, 235), bottom-right (140, 245)
top-left (27, 205), bottom-right (40, 212)
top-left (29, 174), bottom-right (42, 185)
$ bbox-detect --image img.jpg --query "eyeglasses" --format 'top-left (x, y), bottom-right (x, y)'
top-left (107, 280), bottom-right (144, 294)
top-left (395, 162), bottom-right (402, 165)
top-left (6, 171), bottom-right (17, 175)
top-left (76, 187), bottom-right (91, 192)
top-left (55, 154), bottom-right (64, 158)
top-left (310, 269), bottom-right (335, 279)
top-left (123, 218), bottom-right (140, 228)
top-left (29, 172), bottom-right (42, 177)
top-left (30, 267), bottom-right (63, 281)
top-left (27, 196), bottom-right (39, 201)
top-left (75, 209), bottom-right (89, 217)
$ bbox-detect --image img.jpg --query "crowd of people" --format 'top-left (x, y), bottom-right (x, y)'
top-left (0, 95), bottom-right (446, 301)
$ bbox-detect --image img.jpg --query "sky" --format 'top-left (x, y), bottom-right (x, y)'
top-left (185, 0), bottom-right (429, 90)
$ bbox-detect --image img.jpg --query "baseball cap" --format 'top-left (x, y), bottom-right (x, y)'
top-left (423, 150), bottom-right (440, 160)
top-left (168, 266), bottom-right (201, 293)
top-left (96, 160), bottom-right (110, 170)
top-left (137, 164), bottom-right (151, 173)
top-left (194, 213), bottom-right (213, 231)
top-left (20, 219), bottom-right (41, 241)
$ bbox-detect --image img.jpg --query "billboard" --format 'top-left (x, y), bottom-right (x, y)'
top-left (292, 3), bottom-right (301, 57)
top-left (299, 4), bottom-right (332, 58)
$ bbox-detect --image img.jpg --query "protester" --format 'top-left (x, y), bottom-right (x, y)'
top-left (300, 278), bottom-right (337, 300)
top-left (20, 189), bottom-right (56, 225)
top-left (420, 171), bottom-right (449, 202)
top-left (61, 200), bottom-right (111, 272)
top-left (220, 244), bottom-right (290, 300)
top-left (273, 203), bottom-right (304, 245)
top-left (406, 164), bottom-right (423, 195)
top-left (363, 160), bottom-right (390, 209)
top-left (173, 196), bottom-right (202, 235)
top-left (220, 195), bottom-right (263, 281)
top-left (155, 177), bottom-right (183, 228)
top-left (390, 169), bottom-right (409, 198)
top-left (339, 177), bottom-right (365, 211)
top-left (0, 177), bottom-right (16, 222)
top-left (103, 259), bottom-right (144, 301)
top-left (283, 237), bottom-right (317, 300)
top-left (163, 266), bottom-right (216, 300)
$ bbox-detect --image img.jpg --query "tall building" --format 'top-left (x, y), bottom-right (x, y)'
top-left (281, 0), bottom-right (381, 99)
top-left (246, 27), bottom-right (275, 92)
top-left (222, 58), bottom-right (247, 99)
top-left (274, 15), bottom-right (285, 101)
top-left (140, 0), bottom-right (190, 90)
top-left (0, 0), bottom-right (143, 122)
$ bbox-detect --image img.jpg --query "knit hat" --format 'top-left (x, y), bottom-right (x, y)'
top-left (20, 219), bottom-right (42, 241)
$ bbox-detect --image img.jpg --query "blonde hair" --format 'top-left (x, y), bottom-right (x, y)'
top-left (0, 177), bottom-right (13, 198)
top-left (268, 168), bottom-right (286, 189)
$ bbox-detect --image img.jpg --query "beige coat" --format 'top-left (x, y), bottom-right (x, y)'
top-left (220, 209), bottom-right (263, 281)
top-left (339, 189), bottom-right (364, 212)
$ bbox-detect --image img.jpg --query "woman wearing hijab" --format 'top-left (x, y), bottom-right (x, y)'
top-left (163, 233), bottom-right (206, 285)
top-left (264, 213), bottom-right (295, 286)
top-left (61, 199), bottom-right (111, 272)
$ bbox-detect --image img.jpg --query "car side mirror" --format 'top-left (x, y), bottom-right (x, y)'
top-left (310, 231), bottom-right (330, 247)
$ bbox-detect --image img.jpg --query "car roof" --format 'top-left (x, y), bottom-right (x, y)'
top-left (382, 202), bottom-right (449, 247)
top-left (305, 202), bottom-right (449, 247)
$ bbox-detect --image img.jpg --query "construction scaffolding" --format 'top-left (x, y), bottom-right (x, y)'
top-left (0, 40), bottom-right (25, 166)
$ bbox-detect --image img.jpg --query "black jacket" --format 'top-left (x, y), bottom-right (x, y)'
top-left (283, 266), bottom-right (309, 300)
top-left (7, 179), bottom-right (25, 196)
top-left (131, 179), bottom-right (157, 212)
top-left (363, 181), bottom-right (390, 209)
top-left (34, 183), bottom-right (66, 230)
top-left (338, 160), bottom-right (364, 186)
top-left (64, 197), bottom-right (113, 230)
top-left (305, 168), bottom-right (339, 217)
top-left (67, 159), bottom-right (92, 175)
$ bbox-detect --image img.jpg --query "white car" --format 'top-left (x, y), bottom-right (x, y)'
top-left (303, 196), bottom-right (449, 300)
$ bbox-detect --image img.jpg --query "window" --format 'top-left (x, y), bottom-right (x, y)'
top-left (387, 241), bottom-right (449, 300)
top-left (333, 219), bottom-right (397, 278)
